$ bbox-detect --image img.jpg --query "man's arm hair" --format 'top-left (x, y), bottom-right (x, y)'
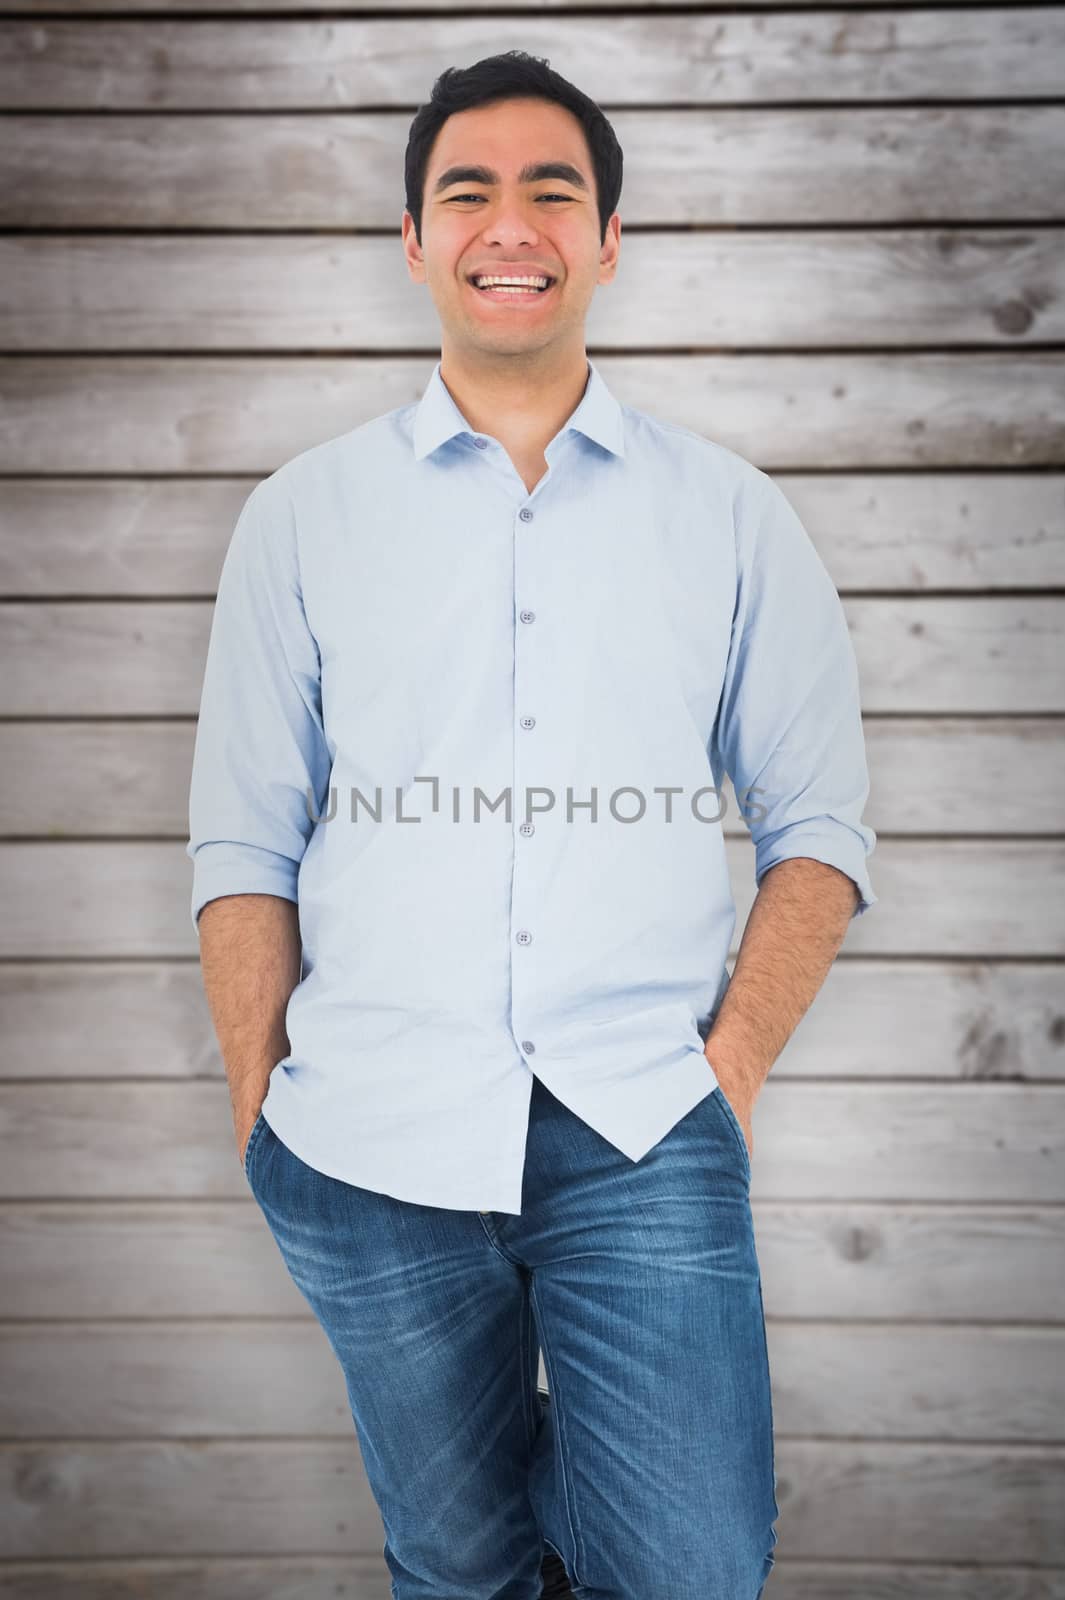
top-left (705, 856), bottom-right (858, 1100)
top-left (197, 892), bottom-right (302, 1155)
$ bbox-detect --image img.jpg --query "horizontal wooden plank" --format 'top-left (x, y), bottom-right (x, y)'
top-left (0, 1437), bottom-right (1061, 1562)
top-left (849, 598), bottom-right (1065, 713)
top-left (4, 230), bottom-right (1063, 351)
top-left (1, 838), bottom-right (1063, 959)
top-left (3, 718), bottom-right (1064, 838)
top-left (0, 1080), bottom-right (1060, 1203)
top-left (3, 1200), bottom-right (1060, 1322)
top-left (0, 0), bottom-right (1018, 11)
top-left (0, 479), bottom-right (248, 596)
top-left (0, 1558), bottom-right (393, 1600)
top-left (861, 719), bottom-right (1065, 834)
top-left (0, 1201), bottom-right (307, 1319)
top-left (3, 597), bottom-right (1063, 717)
top-left (4, 12), bottom-right (1062, 109)
top-left (0, 604), bottom-right (211, 715)
top-left (1, 1320), bottom-right (1061, 1443)
top-left (3, 109), bottom-right (1063, 227)
top-left (5, 355), bottom-right (1062, 472)
top-left (771, 1324), bottom-right (1065, 1444)
top-left (776, 1441), bottom-right (1065, 1565)
top-left (0, 1439), bottom-right (378, 1561)
top-left (777, 473), bottom-right (1065, 592)
top-left (3, 958), bottom-right (1064, 1085)
top-left (791, 958), bottom-right (1065, 1084)
top-left (0, 1561), bottom-right (1059, 1600)
top-left (0, 722), bottom-right (202, 837)
top-left (3, 475), bottom-right (1064, 596)
top-left (0, 960), bottom-right (217, 1078)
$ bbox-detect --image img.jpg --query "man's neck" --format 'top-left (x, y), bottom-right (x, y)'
top-left (438, 345), bottom-right (591, 464)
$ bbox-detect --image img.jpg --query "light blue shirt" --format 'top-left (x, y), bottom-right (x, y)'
top-left (188, 357), bottom-right (877, 1214)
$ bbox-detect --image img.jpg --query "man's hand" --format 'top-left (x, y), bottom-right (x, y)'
top-left (707, 1051), bottom-right (758, 1163)
top-left (237, 1110), bottom-right (262, 1169)
top-left (196, 894), bottom-right (301, 1176)
top-left (701, 858), bottom-right (862, 1167)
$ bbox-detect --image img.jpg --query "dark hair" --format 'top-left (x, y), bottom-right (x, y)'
top-left (404, 50), bottom-right (623, 247)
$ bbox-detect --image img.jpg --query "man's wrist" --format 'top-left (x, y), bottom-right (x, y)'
top-left (704, 1036), bottom-right (764, 1104)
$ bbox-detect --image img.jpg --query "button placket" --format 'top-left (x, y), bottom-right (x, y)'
top-left (512, 499), bottom-right (541, 1064)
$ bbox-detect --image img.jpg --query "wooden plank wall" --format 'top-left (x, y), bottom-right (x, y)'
top-left (1, 3), bottom-right (1064, 1595)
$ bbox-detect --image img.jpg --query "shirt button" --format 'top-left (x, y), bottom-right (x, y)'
top-left (473, 437), bottom-right (488, 449)
top-left (519, 822), bottom-right (534, 836)
top-left (522, 1041), bottom-right (536, 1055)
top-left (519, 610), bottom-right (535, 624)
top-left (520, 715), bottom-right (536, 730)
top-left (516, 929), bottom-right (532, 945)
top-left (519, 508), bottom-right (534, 522)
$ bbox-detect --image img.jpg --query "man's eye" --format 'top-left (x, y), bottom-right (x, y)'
top-left (446, 193), bottom-right (572, 203)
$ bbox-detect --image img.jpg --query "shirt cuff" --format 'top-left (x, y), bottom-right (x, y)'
top-left (189, 840), bottom-right (301, 932)
top-left (755, 828), bottom-right (878, 919)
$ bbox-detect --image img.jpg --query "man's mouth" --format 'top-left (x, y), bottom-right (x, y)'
top-left (468, 273), bottom-right (557, 303)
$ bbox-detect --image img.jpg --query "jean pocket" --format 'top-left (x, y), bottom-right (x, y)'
top-left (242, 1109), bottom-right (268, 1180)
top-left (712, 1085), bottom-right (751, 1181)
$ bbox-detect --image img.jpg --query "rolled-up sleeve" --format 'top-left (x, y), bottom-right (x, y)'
top-left (186, 478), bottom-right (331, 932)
top-left (711, 467), bottom-right (878, 918)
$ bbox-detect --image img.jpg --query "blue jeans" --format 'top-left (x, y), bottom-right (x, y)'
top-left (243, 1071), bottom-right (780, 1599)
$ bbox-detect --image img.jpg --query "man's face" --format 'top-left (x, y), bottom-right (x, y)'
top-left (403, 96), bottom-right (620, 360)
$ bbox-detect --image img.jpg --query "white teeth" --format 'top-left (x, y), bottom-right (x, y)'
top-left (473, 275), bottom-right (550, 291)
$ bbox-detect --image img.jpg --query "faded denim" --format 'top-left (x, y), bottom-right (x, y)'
top-left (244, 1069), bottom-right (780, 1599)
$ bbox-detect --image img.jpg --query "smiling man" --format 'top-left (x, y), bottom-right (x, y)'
top-left (188, 49), bottom-right (877, 1600)
top-left (402, 94), bottom-right (617, 497)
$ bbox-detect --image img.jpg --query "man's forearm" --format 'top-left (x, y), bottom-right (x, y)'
top-left (705, 857), bottom-right (859, 1103)
top-left (197, 892), bottom-right (303, 1147)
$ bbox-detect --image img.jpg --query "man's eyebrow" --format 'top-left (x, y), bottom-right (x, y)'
top-left (431, 161), bottom-right (589, 196)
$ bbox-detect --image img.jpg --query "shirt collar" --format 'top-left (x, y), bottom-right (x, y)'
top-left (411, 357), bottom-right (626, 463)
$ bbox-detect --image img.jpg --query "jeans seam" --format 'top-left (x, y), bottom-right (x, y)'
top-left (757, 1270), bottom-right (782, 1543)
top-left (530, 1276), bottom-right (585, 1591)
top-left (516, 1271), bottom-right (538, 1456)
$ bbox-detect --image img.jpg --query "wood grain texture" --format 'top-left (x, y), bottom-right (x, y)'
top-left (0, 1438), bottom-right (1061, 1562)
top-left (3, 230), bottom-right (1062, 351)
top-left (0, 1562), bottom-right (1059, 1600)
top-left (0, 0), bottom-right (1041, 10)
top-left (2, 718), bottom-right (1063, 836)
top-left (1, 958), bottom-right (1063, 1083)
top-left (4, 1202), bottom-right (1061, 1322)
top-left (0, 1080), bottom-right (1061, 1202)
top-left (1, 1319), bottom-right (1062, 1441)
top-left (1, 838), bottom-right (1064, 957)
top-left (5, 355), bottom-right (1062, 472)
top-left (2, 475), bottom-right (1063, 595)
top-left (3, 13), bottom-right (1063, 109)
top-left (2, 597), bottom-right (1063, 716)
top-left (3, 109), bottom-right (1063, 227)
top-left (1, 0), bottom-right (1062, 1585)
